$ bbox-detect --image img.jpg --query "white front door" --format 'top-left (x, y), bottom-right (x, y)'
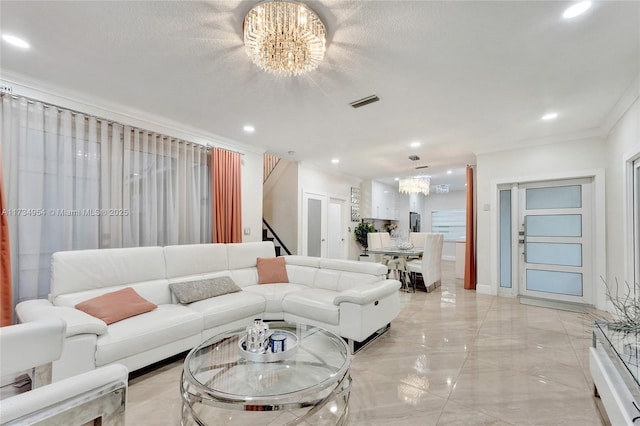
top-left (517, 178), bottom-right (593, 304)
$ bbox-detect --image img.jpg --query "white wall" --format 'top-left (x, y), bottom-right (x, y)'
top-left (476, 136), bottom-right (608, 305)
top-left (263, 161), bottom-right (299, 253)
top-left (298, 163), bottom-right (362, 260)
top-left (241, 151), bottom-right (264, 242)
top-left (605, 96), bottom-right (640, 291)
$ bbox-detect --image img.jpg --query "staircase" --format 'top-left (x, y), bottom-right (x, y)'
top-left (262, 218), bottom-right (291, 256)
top-left (262, 228), bottom-right (282, 256)
top-left (262, 153), bottom-right (292, 256)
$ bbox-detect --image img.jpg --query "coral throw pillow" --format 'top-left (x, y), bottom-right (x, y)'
top-left (257, 257), bottom-right (289, 284)
top-left (75, 287), bottom-right (157, 325)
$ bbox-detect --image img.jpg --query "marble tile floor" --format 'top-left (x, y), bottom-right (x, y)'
top-left (126, 261), bottom-right (608, 425)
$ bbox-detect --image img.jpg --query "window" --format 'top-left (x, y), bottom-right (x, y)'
top-left (1, 95), bottom-right (211, 304)
top-left (431, 209), bottom-right (466, 241)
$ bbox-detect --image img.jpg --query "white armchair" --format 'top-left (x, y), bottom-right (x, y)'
top-left (0, 320), bottom-right (128, 426)
top-left (405, 233), bottom-right (444, 292)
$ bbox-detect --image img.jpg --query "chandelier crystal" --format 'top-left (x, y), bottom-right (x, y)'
top-left (243, 0), bottom-right (327, 77)
top-left (398, 176), bottom-right (431, 196)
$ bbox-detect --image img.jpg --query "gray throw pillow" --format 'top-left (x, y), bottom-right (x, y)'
top-left (169, 276), bottom-right (241, 304)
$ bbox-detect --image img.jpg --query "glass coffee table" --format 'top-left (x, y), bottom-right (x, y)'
top-left (181, 322), bottom-right (351, 425)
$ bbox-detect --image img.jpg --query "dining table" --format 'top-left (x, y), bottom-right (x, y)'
top-left (366, 246), bottom-right (424, 292)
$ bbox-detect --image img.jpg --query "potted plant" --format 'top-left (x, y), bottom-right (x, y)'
top-left (354, 221), bottom-right (376, 255)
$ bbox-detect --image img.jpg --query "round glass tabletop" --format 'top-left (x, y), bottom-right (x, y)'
top-left (181, 322), bottom-right (351, 423)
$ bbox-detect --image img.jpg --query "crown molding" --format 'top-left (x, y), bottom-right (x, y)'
top-left (0, 70), bottom-right (264, 156)
top-left (600, 72), bottom-right (640, 136)
top-left (473, 127), bottom-right (605, 156)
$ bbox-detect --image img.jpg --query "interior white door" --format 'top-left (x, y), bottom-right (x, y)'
top-left (517, 178), bottom-right (593, 304)
top-left (302, 192), bottom-right (327, 257)
top-left (328, 198), bottom-right (346, 259)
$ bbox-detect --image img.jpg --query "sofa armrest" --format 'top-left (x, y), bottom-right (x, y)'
top-left (16, 300), bottom-right (108, 337)
top-left (0, 363), bottom-right (128, 425)
top-left (333, 280), bottom-right (401, 305)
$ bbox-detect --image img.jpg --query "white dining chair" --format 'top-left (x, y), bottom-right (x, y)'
top-left (367, 232), bottom-right (401, 280)
top-left (405, 233), bottom-right (444, 292)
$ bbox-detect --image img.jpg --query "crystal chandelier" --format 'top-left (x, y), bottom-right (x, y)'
top-left (243, 0), bottom-right (327, 77)
top-left (398, 176), bottom-right (431, 196)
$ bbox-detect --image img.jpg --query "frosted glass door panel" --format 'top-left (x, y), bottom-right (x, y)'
top-left (526, 270), bottom-right (583, 296)
top-left (526, 243), bottom-right (582, 267)
top-left (499, 190), bottom-right (512, 288)
top-left (526, 185), bottom-right (581, 209)
top-left (526, 215), bottom-right (582, 237)
top-left (307, 199), bottom-right (322, 257)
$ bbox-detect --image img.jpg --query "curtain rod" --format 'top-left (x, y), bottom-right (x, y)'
top-left (1, 92), bottom-right (244, 155)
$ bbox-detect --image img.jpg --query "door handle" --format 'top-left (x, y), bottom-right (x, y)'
top-left (521, 222), bottom-right (527, 262)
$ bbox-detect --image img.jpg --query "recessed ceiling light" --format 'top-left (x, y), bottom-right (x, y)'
top-left (243, 125), bottom-right (255, 133)
top-left (331, 158), bottom-right (339, 164)
top-left (541, 112), bottom-right (558, 121)
top-left (2, 34), bottom-right (30, 49)
top-left (447, 170), bottom-right (452, 174)
top-left (394, 177), bottom-right (400, 181)
top-left (410, 142), bottom-right (421, 148)
top-left (563, 1), bottom-right (592, 19)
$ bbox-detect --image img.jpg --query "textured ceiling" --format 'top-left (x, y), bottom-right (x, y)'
top-left (1, 1), bottom-right (638, 190)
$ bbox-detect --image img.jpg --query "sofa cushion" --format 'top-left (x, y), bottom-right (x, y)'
top-left (227, 242), bottom-right (275, 270)
top-left (243, 284), bottom-right (308, 313)
top-left (186, 292), bottom-right (266, 329)
top-left (95, 304), bottom-right (202, 366)
top-left (282, 289), bottom-right (340, 325)
top-left (51, 247), bottom-right (166, 298)
top-left (163, 244), bottom-right (228, 279)
top-left (75, 288), bottom-right (157, 325)
top-left (257, 257), bottom-right (289, 284)
top-left (169, 277), bottom-right (241, 304)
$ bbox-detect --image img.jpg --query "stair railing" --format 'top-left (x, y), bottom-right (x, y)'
top-left (262, 218), bottom-right (292, 255)
top-left (263, 153), bottom-right (281, 183)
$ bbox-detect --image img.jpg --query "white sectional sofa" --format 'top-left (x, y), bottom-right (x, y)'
top-left (16, 242), bottom-right (401, 381)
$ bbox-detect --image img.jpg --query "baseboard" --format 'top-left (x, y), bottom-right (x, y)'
top-left (475, 283), bottom-right (495, 295)
top-left (519, 296), bottom-right (591, 313)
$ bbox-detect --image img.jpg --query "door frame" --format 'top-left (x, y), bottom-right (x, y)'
top-left (490, 169), bottom-right (606, 309)
top-left (624, 149), bottom-right (640, 296)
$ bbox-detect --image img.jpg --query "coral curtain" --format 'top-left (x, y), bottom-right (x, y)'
top-left (464, 165), bottom-right (476, 290)
top-left (0, 144), bottom-right (11, 326)
top-left (211, 148), bottom-right (242, 243)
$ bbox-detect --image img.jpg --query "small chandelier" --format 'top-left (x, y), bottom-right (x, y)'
top-left (243, 0), bottom-right (327, 77)
top-left (398, 176), bottom-right (431, 196)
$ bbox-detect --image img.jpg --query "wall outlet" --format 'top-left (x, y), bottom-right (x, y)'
top-left (243, 227), bottom-right (251, 236)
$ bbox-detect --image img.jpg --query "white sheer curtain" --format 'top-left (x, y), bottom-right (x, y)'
top-left (121, 129), bottom-right (210, 247)
top-left (0, 95), bottom-right (211, 304)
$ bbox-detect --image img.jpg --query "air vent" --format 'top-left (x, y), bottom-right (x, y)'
top-left (349, 94), bottom-right (380, 109)
top-left (408, 155), bottom-right (420, 161)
